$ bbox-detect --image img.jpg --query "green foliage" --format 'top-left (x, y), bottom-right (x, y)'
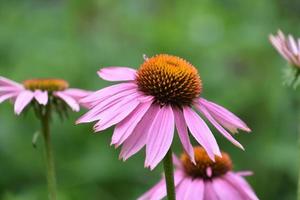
top-left (0, 0), bottom-right (300, 199)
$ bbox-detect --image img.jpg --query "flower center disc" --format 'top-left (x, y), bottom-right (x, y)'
top-left (23, 79), bottom-right (69, 91)
top-left (136, 54), bottom-right (202, 106)
top-left (181, 146), bottom-right (232, 179)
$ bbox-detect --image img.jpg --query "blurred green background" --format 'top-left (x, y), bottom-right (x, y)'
top-left (0, 0), bottom-right (300, 199)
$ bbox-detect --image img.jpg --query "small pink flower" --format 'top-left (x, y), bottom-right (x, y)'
top-left (269, 30), bottom-right (300, 67)
top-left (77, 54), bottom-right (251, 169)
top-left (0, 76), bottom-right (90, 115)
top-left (138, 146), bottom-right (259, 200)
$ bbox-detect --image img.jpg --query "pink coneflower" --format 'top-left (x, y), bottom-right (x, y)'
top-left (0, 76), bottom-right (89, 115)
top-left (269, 30), bottom-right (300, 68)
top-left (0, 76), bottom-right (89, 200)
top-left (138, 146), bottom-right (259, 200)
top-left (77, 54), bottom-right (251, 169)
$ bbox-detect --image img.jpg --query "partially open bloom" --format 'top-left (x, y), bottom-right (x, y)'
top-left (138, 146), bottom-right (258, 200)
top-left (269, 30), bottom-right (300, 68)
top-left (77, 54), bottom-right (251, 169)
top-left (0, 76), bottom-right (89, 115)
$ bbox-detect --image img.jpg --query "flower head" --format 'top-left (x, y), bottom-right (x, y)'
top-left (77, 54), bottom-right (251, 169)
top-left (0, 76), bottom-right (89, 115)
top-left (269, 30), bottom-right (300, 68)
top-left (138, 146), bottom-right (258, 200)
top-left (270, 30), bottom-right (300, 87)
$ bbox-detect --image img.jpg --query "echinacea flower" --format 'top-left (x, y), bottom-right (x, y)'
top-left (269, 30), bottom-right (300, 87)
top-left (0, 76), bottom-right (89, 115)
top-left (138, 146), bottom-right (259, 200)
top-left (0, 76), bottom-right (90, 199)
top-left (77, 54), bottom-right (251, 169)
top-left (269, 30), bottom-right (300, 68)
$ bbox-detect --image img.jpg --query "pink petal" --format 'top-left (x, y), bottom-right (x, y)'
top-left (0, 86), bottom-right (23, 94)
top-left (145, 105), bottom-right (175, 170)
top-left (0, 92), bottom-right (19, 103)
top-left (278, 30), bottom-right (285, 40)
top-left (183, 107), bottom-right (221, 161)
top-left (236, 171), bottom-right (253, 177)
top-left (173, 107), bottom-right (195, 163)
top-left (224, 173), bottom-right (259, 200)
top-left (189, 179), bottom-right (204, 200)
top-left (111, 101), bottom-right (152, 146)
top-left (119, 105), bottom-right (159, 161)
top-left (269, 35), bottom-right (290, 61)
top-left (206, 167), bottom-right (213, 178)
top-left (0, 76), bottom-right (23, 88)
top-left (288, 35), bottom-right (299, 55)
top-left (212, 178), bottom-right (244, 200)
top-left (199, 98), bottom-right (251, 133)
top-left (93, 95), bottom-right (140, 132)
top-left (172, 154), bottom-right (183, 170)
top-left (137, 180), bottom-right (165, 200)
top-left (97, 67), bottom-right (137, 81)
top-left (196, 104), bottom-right (244, 150)
top-left (80, 82), bottom-right (136, 104)
top-left (138, 170), bottom-right (185, 200)
top-left (63, 88), bottom-right (91, 99)
top-left (177, 178), bottom-right (194, 200)
top-left (204, 181), bottom-right (219, 200)
top-left (138, 95), bottom-right (154, 103)
top-left (77, 88), bottom-right (137, 124)
top-left (54, 91), bottom-right (80, 112)
top-left (34, 90), bottom-right (48, 105)
top-left (14, 90), bottom-right (34, 115)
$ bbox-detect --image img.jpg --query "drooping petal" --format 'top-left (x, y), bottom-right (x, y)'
top-left (0, 76), bottom-right (23, 88)
top-left (34, 90), bottom-right (48, 105)
top-left (0, 92), bottom-right (19, 103)
top-left (63, 88), bottom-right (91, 99)
top-left (196, 104), bottom-right (244, 150)
top-left (77, 88), bottom-right (137, 124)
top-left (119, 105), bottom-right (159, 161)
top-left (173, 107), bottom-right (195, 163)
top-left (111, 101), bottom-right (152, 146)
top-left (0, 86), bottom-right (23, 94)
top-left (54, 91), bottom-right (80, 112)
top-left (236, 171), bottom-right (253, 177)
top-left (145, 105), bottom-right (175, 170)
top-left (269, 35), bottom-right (290, 60)
top-left (204, 181), bottom-right (219, 200)
top-left (93, 95), bottom-right (140, 132)
top-left (199, 98), bottom-right (251, 133)
top-left (97, 67), bottom-right (137, 81)
top-left (172, 154), bottom-right (183, 170)
top-left (183, 107), bottom-right (221, 161)
top-left (138, 170), bottom-right (185, 200)
top-left (189, 179), bottom-right (204, 200)
top-left (137, 180), bottom-right (165, 200)
top-left (288, 35), bottom-right (299, 55)
top-left (14, 90), bottom-right (34, 115)
top-left (177, 178), bottom-right (194, 200)
top-left (212, 178), bottom-right (244, 200)
top-left (224, 173), bottom-right (259, 200)
top-left (80, 82), bottom-right (136, 104)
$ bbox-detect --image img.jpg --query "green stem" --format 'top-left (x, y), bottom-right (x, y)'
top-left (41, 106), bottom-right (57, 200)
top-left (163, 148), bottom-right (176, 200)
top-left (298, 132), bottom-right (300, 200)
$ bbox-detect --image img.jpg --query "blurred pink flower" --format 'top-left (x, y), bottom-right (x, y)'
top-left (270, 30), bottom-right (300, 67)
top-left (138, 147), bottom-right (258, 200)
top-left (77, 54), bottom-right (251, 169)
top-left (0, 76), bottom-right (90, 115)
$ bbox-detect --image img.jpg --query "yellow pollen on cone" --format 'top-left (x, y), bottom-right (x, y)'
top-left (23, 79), bottom-right (69, 91)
